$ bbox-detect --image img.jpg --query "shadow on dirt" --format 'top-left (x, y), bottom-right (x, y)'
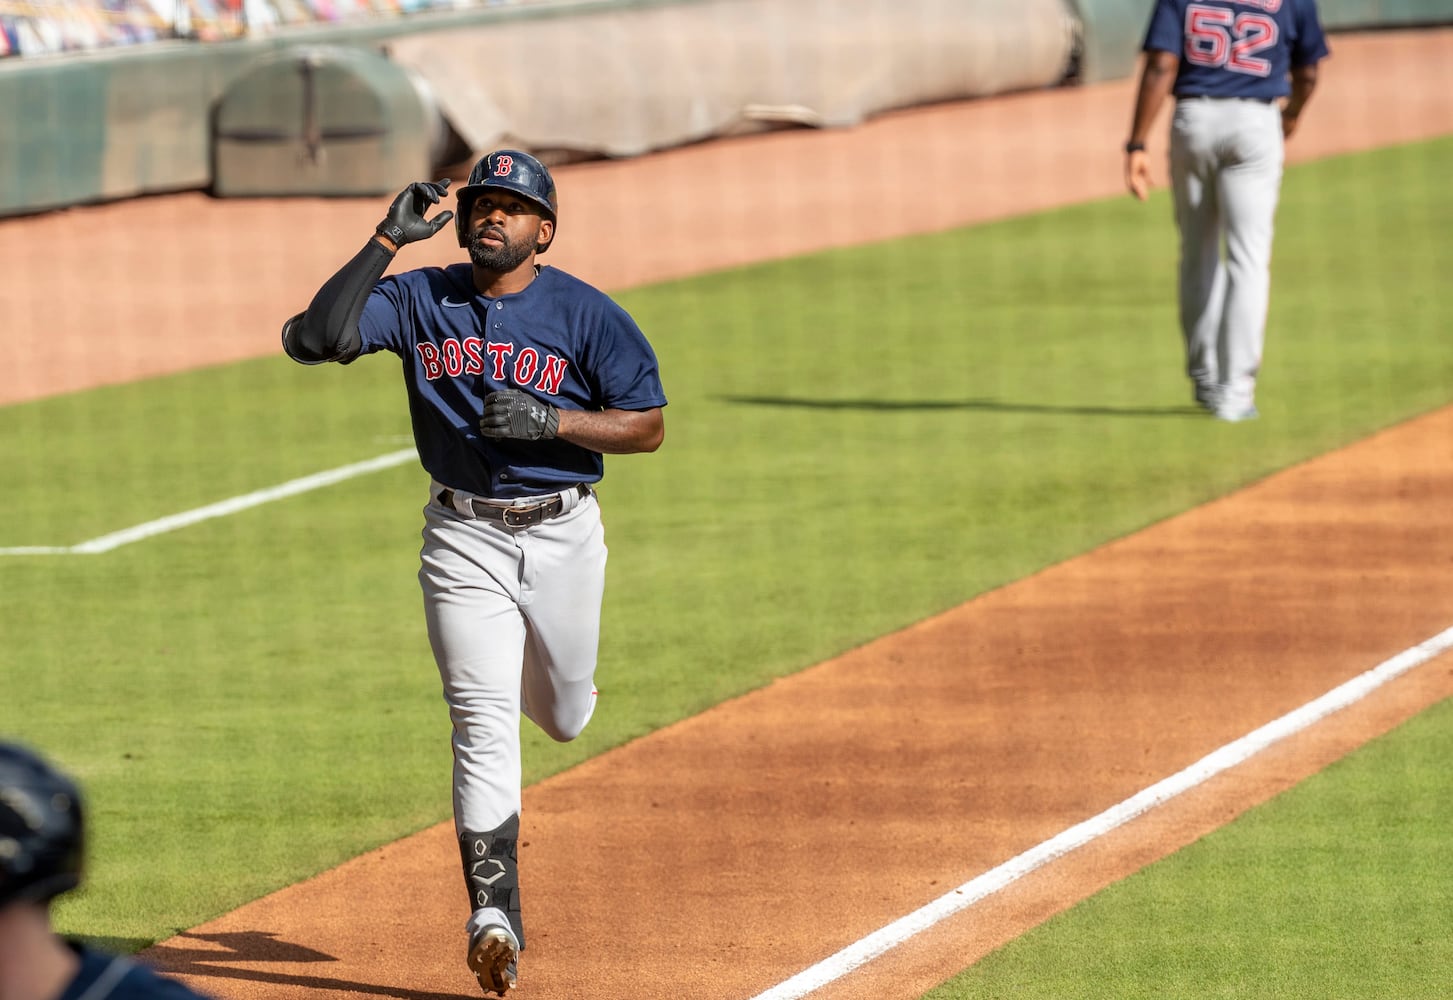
top-left (143, 932), bottom-right (473, 1000)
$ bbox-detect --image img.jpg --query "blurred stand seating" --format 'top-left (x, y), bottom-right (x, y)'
top-left (0, 0), bottom-right (573, 56)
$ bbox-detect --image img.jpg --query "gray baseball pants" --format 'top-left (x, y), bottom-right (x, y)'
top-left (1169, 96), bottom-right (1285, 411)
top-left (418, 483), bottom-right (605, 834)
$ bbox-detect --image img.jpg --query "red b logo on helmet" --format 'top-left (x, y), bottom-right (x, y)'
top-left (493, 155), bottom-right (514, 177)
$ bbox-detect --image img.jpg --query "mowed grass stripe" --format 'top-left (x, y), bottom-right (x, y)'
top-left (0, 449), bottom-right (418, 554)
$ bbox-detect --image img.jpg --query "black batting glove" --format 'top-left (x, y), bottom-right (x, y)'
top-left (480, 390), bottom-right (560, 441)
top-left (376, 179), bottom-right (454, 247)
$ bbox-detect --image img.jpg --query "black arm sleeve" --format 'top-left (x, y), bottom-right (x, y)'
top-left (281, 238), bottom-right (396, 364)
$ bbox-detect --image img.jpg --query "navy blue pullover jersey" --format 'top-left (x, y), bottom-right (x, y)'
top-left (1143, 0), bottom-right (1330, 100)
top-left (356, 263), bottom-right (667, 499)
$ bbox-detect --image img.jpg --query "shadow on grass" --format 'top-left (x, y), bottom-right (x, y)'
top-left (67, 935), bottom-right (156, 955)
top-left (716, 394), bottom-right (1201, 418)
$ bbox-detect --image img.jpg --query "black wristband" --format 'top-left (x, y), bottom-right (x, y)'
top-left (1124, 141), bottom-right (1146, 154)
top-left (375, 220), bottom-right (407, 248)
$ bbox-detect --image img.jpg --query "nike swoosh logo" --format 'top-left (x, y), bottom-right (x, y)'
top-left (442, 297), bottom-right (472, 308)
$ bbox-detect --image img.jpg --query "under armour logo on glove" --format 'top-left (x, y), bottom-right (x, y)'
top-left (480, 389), bottom-right (560, 441)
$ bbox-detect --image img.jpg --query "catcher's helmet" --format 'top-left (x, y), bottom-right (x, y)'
top-left (455, 149), bottom-right (559, 252)
top-left (0, 742), bottom-right (85, 909)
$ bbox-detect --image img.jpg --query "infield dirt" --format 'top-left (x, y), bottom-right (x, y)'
top-left (7, 27), bottom-right (1450, 1000)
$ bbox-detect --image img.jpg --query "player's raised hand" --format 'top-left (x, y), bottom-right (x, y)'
top-left (376, 179), bottom-right (455, 247)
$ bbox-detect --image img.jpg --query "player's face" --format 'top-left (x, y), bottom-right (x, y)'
top-left (465, 190), bottom-right (553, 272)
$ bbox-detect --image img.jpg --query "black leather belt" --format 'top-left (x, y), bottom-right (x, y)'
top-left (436, 484), bottom-right (589, 527)
top-left (1178, 94), bottom-right (1275, 104)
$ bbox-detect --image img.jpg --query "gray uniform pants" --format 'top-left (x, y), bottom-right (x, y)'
top-left (1169, 97), bottom-right (1285, 411)
top-left (418, 484), bottom-right (605, 834)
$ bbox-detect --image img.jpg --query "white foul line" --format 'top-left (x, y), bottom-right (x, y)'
top-left (0, 449), bottom-right (418, 555)
top-left (750, 624), bottom-right (1453, 1000)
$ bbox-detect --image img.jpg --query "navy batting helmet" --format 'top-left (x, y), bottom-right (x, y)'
top-left (455, 149), bottom-right (559, 252)
top-left (0, 742), bottom-right (85, 909)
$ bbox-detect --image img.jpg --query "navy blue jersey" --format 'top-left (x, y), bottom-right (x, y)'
top-left (356, 263), bottom-right (667, 498)
top-left (60, 945), bottom-right (215, 1000)
top-left (1143, 0), bottom-right (1330, 100)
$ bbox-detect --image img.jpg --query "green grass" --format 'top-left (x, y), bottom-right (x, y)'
top-left (926, 697), bottom-right (1453, 999)
top-left (0, 134), bottom-right (1450, 968)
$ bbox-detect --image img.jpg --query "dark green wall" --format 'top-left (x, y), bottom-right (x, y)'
top-left (1319, 0), bottom-right (1453, 25)
top-left (1, 0), bottom-right (1448, 217)
top-left (0, 0), bottom-right (690, 217)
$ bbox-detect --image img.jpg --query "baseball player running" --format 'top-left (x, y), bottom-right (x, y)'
top-left (1124, 0), bottom-right (1329, 421)
top-left (281, 150), bottom-right (667, 994)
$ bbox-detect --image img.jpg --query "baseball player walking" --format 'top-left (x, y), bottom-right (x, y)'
top-left (1124, 0), bottom-right (1329, 421)
top-left (281, 150), bottom-right (667, 994)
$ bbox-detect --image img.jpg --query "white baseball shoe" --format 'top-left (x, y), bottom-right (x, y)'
top-left (468, 922), bottom-right (519, 995)
top-left (1193, 381), bottom-right (1222, 412)
top-left (1213, 402), bottom-right (1259, 423)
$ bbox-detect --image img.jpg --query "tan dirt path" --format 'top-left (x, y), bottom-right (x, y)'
top-left (28, 23), bottom-right (1439, 1000)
